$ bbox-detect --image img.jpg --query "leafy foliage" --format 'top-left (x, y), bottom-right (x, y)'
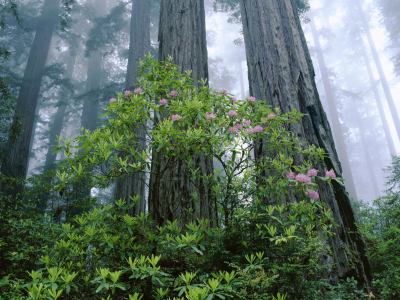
top-left (0, 56), bottom-right (371, 299)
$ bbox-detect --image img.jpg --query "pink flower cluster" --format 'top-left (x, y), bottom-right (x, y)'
top-left (159, 99), bottom-right (168, 106)
top-left (306, 189), bottom-right (319, 200)
top-left (171, 114), bottom-right (182, 121)
top-left (206, 112), bottom-right (216, 122)
top-left (220, 89), bottom-right (228, 96)
top-left (307, 169), bottom-right (318, 177)
top-left (286, 172), bottom-right (296, 179)
top-left (229, 127), bottom-right (239, 134)
top-left (231, 97), bottom-right (237, 104)
top-left (248, 96), bottom-right (256, 103)
top-left (263, 113), bottom-right (277, 123)
top-left (243, 119), bottom-right (251, 126)
top-left (134, 88), bottom-right (142, 94)
top-left (245, 127), bottom-right (254, 135)
top-left (326, 170), bottom-right (336, 178)
top-left (253, 125), bottom-right (263, 133)
top-left (295, 174), bottom-right (312, 184)
top-left (109, 98), bottom-right (117, 103)
top-left (228, 110), bottom-right (238, 117)
top-left (125, 90), bottom-right (132, 97)
top-left (170, 90), bottom-right (178, 97)
top-left (234, 123), bottom-right (243, 130)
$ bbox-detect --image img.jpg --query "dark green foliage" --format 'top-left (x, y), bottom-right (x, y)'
top-left (84, 2), bottom-right (130, 57)
top-left (213, 0), bottom-right (310, 25)
top-left (352, 156), bottom-right (400, 298)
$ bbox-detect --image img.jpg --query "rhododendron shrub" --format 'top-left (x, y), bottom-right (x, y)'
top-left (5, 55), bottom-right (352, 299)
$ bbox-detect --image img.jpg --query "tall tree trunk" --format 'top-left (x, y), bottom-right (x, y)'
top-left (355, 0), bottom-right (400, 143)
top-left (310, 15), bottom-right (358, 201)
top-left (239, 0), bottom-right (372, 287)
top-left (44, 54), bottom-right (76, 174)
top-left (360, 42), bottom-right (397, 156)
top-left (354, 104), bottom-right (380, 198)
top-left (0, 0), bottom-right (60, 197)
top-left (148, 0), bottom-right (217, 227)
top-left (114, 0), bottom-right (150, 216)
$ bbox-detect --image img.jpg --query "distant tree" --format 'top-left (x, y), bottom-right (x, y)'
top-left (114, 0), bottom-right (151, 216)
top-left (1, 0), bottom-right (61, 200)
top-left (376, 0), bottom-right (400, 76)
top-left (309, 14), bottom-right (358, 201)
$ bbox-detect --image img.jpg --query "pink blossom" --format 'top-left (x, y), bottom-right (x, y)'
top-left (231, 97), bottom-right (237, 104)
top-left (220, 89), bottom-right (228, 96)
top-left (325, 170), bottom-right (336, 179)
top-left (306, 189), bottom-right (319, 200)
top-left (296, 174), bottom-right (312, 184)
top-left (286, 172), bottom-right (296, 180)
top-left (234, 123), bottom-right (243, 130)
top-left (134, 88), bottom-right (142, 94)
top-left (243, 119), bottom-right (251, 126)
top-left (206, 112), bottom-right (216, 122)
top-left (109, 98), bottom-right (117, 103)
top-left (125, 90), bottom-right (132, 96)
top-left (253, 125), bottom-right (263, 133)
top-left (171, 114), bottom-right (182, 121)
top-left (170, 90), bottom-right (178, 97)
top-left (228, 110), bottom-right (238, 117)
top-left (307, 169), bottom-right (318, 177)
top-left (263, 114), bottom-right (277, 123)
top-left (245, 127), bottom-right (255, 135)
top-left (159, 99), bottom-right (168, 106)
top-left (248, 96), bottom-right (256, 103)
top-left (229, 127), bottom-right (239, 134)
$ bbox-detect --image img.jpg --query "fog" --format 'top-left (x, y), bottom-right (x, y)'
top-left (1, 0), bottom-right (400, 204)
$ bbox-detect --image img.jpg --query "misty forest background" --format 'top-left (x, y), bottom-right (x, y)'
top-left (1, 0), bottom-right (400, 299)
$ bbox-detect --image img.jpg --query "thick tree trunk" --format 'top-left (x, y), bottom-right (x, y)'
top-left (114, 0), bottom-right (150, 216)
top-left (355, 0), bottom-right (400, 143)
top-left (0, 0), bottom-right (60, 197)
top-left (148, 0), bottom-right (217, 227)
top-left (310, 16), bottom-right (358, 201)
top-left (44, 54), bottom-right (76, 174)
top-left (360, 43), bottom-right (397, 156)
top-left (239, 0), bottom-right (372, 287)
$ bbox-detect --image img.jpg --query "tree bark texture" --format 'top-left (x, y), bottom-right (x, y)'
top-left (355, 0), bottom-right (400, 143)
top-left (148, 0), bottom-right (217, 227)
top-left (239, 0), bottom-right (372, 286)
top-left (0, 0), bottom-right (60, 195)
top-left (114, 0), bottom-right (150, 216)
top-left (309, 16), bottom-right (358, 201)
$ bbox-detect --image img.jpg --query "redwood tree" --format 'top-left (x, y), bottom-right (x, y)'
top-left (114, 0), bottom-right (150, 216)
top-left (1, 0), bottom-right (60, 197)
top-left (148, 0), bottom-right (217, 227)
top-left (239, 0), bottom-right (372, 286)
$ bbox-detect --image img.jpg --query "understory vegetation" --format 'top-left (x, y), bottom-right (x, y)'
top-left (0, 57), bottom-right (399, 300)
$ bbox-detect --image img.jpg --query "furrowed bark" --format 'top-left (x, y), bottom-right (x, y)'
top-left (148, 0), bottom-right (217, 227)
top-left (114, 0), bottom-right (150, 216)
top-left (239, 0), bottom-right (372, 287)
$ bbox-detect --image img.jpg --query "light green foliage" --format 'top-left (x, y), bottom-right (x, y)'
top-left (0, 56), bottom-right (363, 299)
